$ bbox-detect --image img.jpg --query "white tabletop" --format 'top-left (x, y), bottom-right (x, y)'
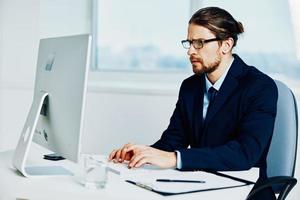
top-left (0, 144), bottom-right (259, 200)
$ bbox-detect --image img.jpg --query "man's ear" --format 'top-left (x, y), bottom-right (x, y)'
top-left (221, 37), bottom-right (234, 54)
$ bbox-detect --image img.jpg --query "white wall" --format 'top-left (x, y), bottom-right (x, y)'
top-left (0, 0), bottom-right (39, 151)
top-left (83, 89), bottom-right (177, 154)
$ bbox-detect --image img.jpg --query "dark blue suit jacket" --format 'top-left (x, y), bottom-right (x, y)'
top-left (152, 54), bottom-right (278, 182)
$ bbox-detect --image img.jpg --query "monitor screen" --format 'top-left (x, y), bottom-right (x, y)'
top-left (33, 34), bottom-right (90, 162)
top-left (13, 34), bottom-right (91, 177)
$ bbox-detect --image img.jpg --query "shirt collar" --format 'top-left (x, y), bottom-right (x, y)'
top-left (205, 57), bottom-right (234, 92)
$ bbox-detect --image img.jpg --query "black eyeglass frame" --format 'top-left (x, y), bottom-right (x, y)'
top-left (181, 38), bottom-right (221, 49)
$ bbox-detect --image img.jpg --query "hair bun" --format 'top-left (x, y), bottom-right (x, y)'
top-left (237, 21), bottom-right (244, 34)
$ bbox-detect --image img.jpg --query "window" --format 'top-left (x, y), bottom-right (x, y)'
top-left (92, 0), bottom-right (191, 72)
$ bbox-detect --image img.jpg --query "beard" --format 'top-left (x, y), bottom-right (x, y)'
top-left (190, 53), bottom-right (222, 75)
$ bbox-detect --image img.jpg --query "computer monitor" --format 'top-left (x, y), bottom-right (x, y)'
top-left (12, 34), bottom-right (91, 177)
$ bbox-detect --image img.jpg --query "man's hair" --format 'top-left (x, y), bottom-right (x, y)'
top-left (189, 7), bottom-right (244, 47)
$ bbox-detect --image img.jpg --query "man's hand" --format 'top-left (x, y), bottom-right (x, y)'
top-left (108, 143), bottom-right (177, 169)
top-left (108, 143), bottom-right (136, 163)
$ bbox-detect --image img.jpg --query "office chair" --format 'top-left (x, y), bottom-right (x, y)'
top-left (246, 80), bottom-right (298, 200)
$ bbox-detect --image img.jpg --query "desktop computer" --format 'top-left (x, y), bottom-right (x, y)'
top-left (12, 34), bottom-right (91, 177)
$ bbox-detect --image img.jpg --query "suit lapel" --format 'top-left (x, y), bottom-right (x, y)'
top-left (203, 55), bottom-right (245, 130)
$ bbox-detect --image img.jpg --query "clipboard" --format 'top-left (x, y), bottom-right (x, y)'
top-left (125, 171), bottom-right (255, 196)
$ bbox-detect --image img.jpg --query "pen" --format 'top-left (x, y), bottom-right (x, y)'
top-left (156, 179), bottom-right (205, 183)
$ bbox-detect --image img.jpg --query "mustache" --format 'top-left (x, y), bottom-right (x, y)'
top-left (189, 56), bottom-right (202, 62)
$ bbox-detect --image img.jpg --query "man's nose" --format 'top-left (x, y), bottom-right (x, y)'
top-left (187, 45), bottom-right (197, 56)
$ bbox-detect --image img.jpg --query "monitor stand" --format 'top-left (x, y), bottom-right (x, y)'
top-left (12, 91), bottom-right (73, 177)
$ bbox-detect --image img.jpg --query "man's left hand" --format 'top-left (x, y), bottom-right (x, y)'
top-left (126, 145), bottom-right (177, 169)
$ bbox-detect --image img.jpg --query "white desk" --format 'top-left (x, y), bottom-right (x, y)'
top-left (0, 144), bottom-right (259, 200)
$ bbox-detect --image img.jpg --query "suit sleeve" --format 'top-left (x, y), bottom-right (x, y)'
top-left (178, 79), bottom-right (278, 171)
top-left (151, 81), bottom-right (189, 152)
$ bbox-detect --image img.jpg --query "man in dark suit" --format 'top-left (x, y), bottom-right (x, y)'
top-left (109, 7), bottom-right (278, 199)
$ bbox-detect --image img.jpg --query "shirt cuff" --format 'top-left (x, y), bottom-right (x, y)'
top-left (175, 150), bottom-right (182, 169)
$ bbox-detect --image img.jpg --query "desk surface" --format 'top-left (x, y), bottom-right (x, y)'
top-left (0, 144), bottom-right (259, 200)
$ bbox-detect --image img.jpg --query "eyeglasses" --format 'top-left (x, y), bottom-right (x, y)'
top-left (181, 38), bottom-right (221, 49)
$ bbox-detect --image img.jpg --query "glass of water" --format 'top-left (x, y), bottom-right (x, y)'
top-left (83, 155), bottom-right (108, 189)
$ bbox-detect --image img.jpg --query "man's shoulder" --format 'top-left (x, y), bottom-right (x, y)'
top-left (238, 65), bottom-right (278, 101)
top-left (242, 65), bottom-right (276, 89)
top-left (233, 54), bottom-right (275, 87)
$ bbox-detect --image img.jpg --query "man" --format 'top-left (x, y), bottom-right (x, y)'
top-left (109, 7), bottom-right (278, 199)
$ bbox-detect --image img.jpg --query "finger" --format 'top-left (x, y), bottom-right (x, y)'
top-left (121, 150), bottom-right (135, 162)
top-left (114, 149), bottom-right (123, 163)
top-left (134, 157), bottom-right (149, 168)
top-left (124, 152), bottom-right (133, 161)
top-left (120, 149), bottom-right (127, 162)
top-left (120, 144), bottom-right (132, 162)
top-left (108, 149), bottom-right (117, 161)
top-left (120, 143), bottom-right (133, 162)
top-left (128, 152), bottom-right (147, 168)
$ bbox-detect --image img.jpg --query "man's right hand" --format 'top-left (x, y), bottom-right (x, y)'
top-left (108, 143), bottom-right (177, 169)
top-left (108, 143), bottom-right (137, 163)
